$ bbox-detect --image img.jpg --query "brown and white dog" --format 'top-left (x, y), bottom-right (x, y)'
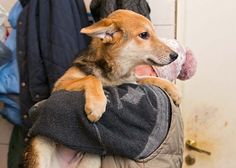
top-left (24, 10), bottom-right (181, 168)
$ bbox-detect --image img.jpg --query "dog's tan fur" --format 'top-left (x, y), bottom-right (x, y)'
top-left (24, 10), bottom-right (181, 168)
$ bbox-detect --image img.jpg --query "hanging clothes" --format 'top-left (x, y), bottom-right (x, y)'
top-left (7, 1), bottom-right (90, 167)
top-left (0, 2), bottom-right (22, 125)
top-left (0, 4), bottom-right (7, 42)
top-left (17, 0), bottom-right (90, 128)
top-left (90, 0), bottom-right (151, 21)
top-left (0, 41), bottom-right (12, 66)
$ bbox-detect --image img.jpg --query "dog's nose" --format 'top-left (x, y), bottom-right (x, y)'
top-left (169, 51), bottom-right (178, 61)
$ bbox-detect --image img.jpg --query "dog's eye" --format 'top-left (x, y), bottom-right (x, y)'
top-left (139, 32), bottom-right (150, 40)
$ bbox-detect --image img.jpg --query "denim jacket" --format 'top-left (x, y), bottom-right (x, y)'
top-left (0, 2), bottom-right (22, 125)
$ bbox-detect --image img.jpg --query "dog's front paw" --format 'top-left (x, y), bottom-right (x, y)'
top-left (85, 94), bottom-right (107, 122)
top-left (165, 84), bottom-right (182, 106)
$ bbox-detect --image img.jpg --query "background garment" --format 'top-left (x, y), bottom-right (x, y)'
top-left (0, 3), bottom-right (24, 168)
top-left (0, 2), bottom-right (22, 125)
top-left (0, 4), bottom-right (7, 42)
top-left (0, 41), bottom-right (12, 66)
top-left (0, 95), bottom-right (20, 125)
top-left (19, 0), bottom-right (30, 7)
top-left (7, 1), bottom-right (90, 167)
top-left (90, 0), bottom-right (151, 21)
top-left (17, 0), bottom-right (90, 128)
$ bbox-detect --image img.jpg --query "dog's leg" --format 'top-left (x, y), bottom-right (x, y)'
top-left (64, 75), bottom-right (107, 122)
top-left (53, 68), bottom-right (107, 122)
top-left (24, 136), bottom-right (59, 168)
top-left (138, 77), bottom-right (181, 105)
top-left (53, 67), bottom-right (86, 92)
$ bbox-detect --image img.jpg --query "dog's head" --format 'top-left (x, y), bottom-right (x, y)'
top-left (81, 10), bottom-right (178, 67)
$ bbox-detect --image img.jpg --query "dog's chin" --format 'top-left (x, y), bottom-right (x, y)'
top-left (146, 58), bottom-right (170, 67)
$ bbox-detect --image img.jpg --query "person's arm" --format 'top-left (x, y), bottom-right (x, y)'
top-left (28, 84), bottom-right (172, 160)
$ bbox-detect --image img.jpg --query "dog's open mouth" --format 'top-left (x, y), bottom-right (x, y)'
top-left (147, 58), bottom-right (165, 67)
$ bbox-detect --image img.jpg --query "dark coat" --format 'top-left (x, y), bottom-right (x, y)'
top-left (19, 0), bottom-right (30, 7)
top-left (0, 2), bottom-right (22, 125)
top-left (90, 0), bottom-right (151, 21)
top-left (17, 0), bottom-right (90, 128)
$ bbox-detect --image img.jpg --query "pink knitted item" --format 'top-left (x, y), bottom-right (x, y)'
top-left (177, 48), bottom-right (197, 80)
top-left (135, 39), bottom-right (197, 81)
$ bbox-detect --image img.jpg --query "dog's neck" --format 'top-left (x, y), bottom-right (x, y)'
top-left (75, 41), bottom-right (137, 86)
top-left (94, 49), bottom-right (137, 86)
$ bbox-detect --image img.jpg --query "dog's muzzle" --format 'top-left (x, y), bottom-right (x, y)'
top-left (169, 51), bottom-right (178, 61)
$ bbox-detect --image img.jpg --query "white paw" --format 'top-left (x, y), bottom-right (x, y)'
top-left (85, 96), bottom-right (107, 122)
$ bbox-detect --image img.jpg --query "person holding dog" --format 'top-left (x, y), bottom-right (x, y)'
top-left (24, 15), bottom-right (194, 168)
top-left (24, 37), bottom-right (197, 168)
top-left (10, 0), bottom-right (196, 167)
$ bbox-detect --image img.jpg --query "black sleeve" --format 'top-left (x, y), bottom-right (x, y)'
top-left (19, 0), bottom-right (30, 7)
top-left (90, 0), bottom-right (151, 22)
top-left (28, 84), bottom-right (171, 160)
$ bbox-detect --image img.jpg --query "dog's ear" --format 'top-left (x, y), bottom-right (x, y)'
top-left (81, 19), bottom-right (119, 43)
